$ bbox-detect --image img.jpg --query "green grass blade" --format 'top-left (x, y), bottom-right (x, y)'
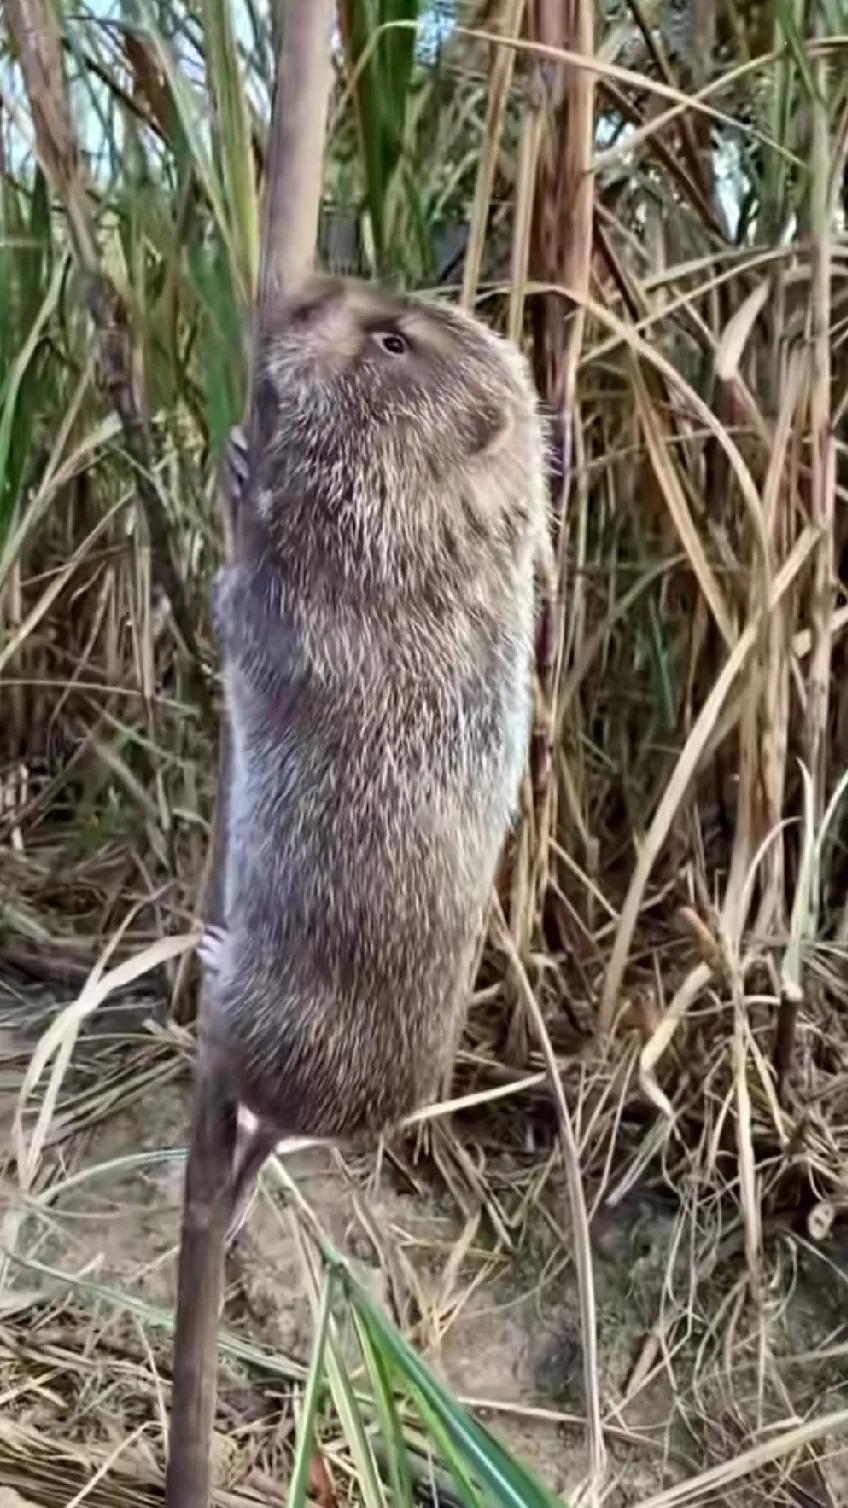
top-left (292, 1224), bottom-right (388, 1508)
top-left (338, 1), bottom-right (422, 276)
top-left (130, 0), bottom-right (239, 297)
top-left (202, 0), bottom-right (259, 308)
top-left (288, 1270), bottom-right (334, 1508)
top-left (351, 1303), bottom-right (416, 1508)
top-left (324, 1322), bottom-right (388, 1508)
top-left (339, 0), bottom-right (387, 266)
top-left (378, 0), bottom-right (418, 143)
top-left (404, 1388), bottom-right (486, 1508)
top-left (775, 0), bottom-right (822, 106)
top-left (347, 1281), bottom-right (568, 1508)
top-left (0, 252), bottom-right (67, 542)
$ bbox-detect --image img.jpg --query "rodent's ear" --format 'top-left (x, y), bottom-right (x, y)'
top-left (467, 400), bottom-right (512, 457)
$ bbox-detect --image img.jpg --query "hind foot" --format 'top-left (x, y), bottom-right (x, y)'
top-left (225, 1109), bottom-right (280, 1245)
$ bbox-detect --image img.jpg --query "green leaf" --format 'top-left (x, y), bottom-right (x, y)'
top-left (202, 0), bottom-right (259, 309)
top-left (289, 1271), bottom-right (334, 1508)
top-left (129, 0), bottom-right (244, 302)
top-left (338, 1), bottom-right (422, 277)
top-left (775, 0), bottom-right (823, 107)
top-left (0, 253), bottom-right (67, 542)
top-left (408, 1389), bottom-right (486, 1508)
top-left (323, 1319), bottom-right (388, 1508)
top-left (351, 1304), bottom-right (416, 1508)
top-left (347, 1280), bottom-right (568, 1508)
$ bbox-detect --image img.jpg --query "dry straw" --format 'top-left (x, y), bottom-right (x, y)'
top-left (2, 0), bottom-right (848, 1504)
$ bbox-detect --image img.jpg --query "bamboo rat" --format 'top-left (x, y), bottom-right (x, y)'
top-left (200, 275), bottom-right (549, 1226)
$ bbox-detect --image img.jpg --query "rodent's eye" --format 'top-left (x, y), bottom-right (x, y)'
top-left (372, 331), bottom-right (408, 356)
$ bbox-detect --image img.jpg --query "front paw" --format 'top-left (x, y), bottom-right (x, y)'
top-left (198, 923), bottom-right (227, 975)
top-left (210, 566), bottom-right (231, 645)
top-left (221, 424), bottom-right (249, 511)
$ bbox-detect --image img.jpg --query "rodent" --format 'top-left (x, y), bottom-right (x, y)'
top-left (201, 275), bottom-right (550, 1218)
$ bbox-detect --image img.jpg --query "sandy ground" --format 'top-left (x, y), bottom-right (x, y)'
top-left (2, 1010), bottom-right (848, 1507)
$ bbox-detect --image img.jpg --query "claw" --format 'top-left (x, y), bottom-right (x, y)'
top-left (198, 924), bottom-right (227, 974)
top-left (222, 424), bottom-right (249, 503)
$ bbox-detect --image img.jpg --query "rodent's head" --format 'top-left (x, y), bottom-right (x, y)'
top-left (251, 277), bottom-right (546, 582)
top-left (258, 277), bottom-right (538, 471)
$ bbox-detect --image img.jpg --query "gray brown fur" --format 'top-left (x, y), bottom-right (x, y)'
top-left (205, 276), bottom-right (549, 1149)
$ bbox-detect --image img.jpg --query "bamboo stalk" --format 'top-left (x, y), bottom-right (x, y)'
top-left (168, 5), bottom-right (336, 1504)
top-left (256, 0), bottom-right (335, 337)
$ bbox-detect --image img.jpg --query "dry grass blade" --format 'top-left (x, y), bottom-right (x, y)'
top-left (11, 931), bottom-right (198, 1197)
top-left (805, 13), bottom-right (836, 819)
top-left (455, 26), bottom-right (801, 161)
top-left (600, 527), bottom-right (819, 1031)
top-left (714, 281), bottom-right (772, 381)
top-left (629, 358), bottom-right (735, 650)
top-left (491, 900), bottom-right (604, 1498)
top-left (462, 0), bottom-right (525, 312)
top-left (3, 2), bottom-right (848, 1504)
top-left (525, 280), bottom-right (771, 571)
top-left (629, 1408), bottom-right (848, 1508)
top-left (638, 960), bottom-right (712, 1119)
top-left (506, 46), bottom-right (541, 346)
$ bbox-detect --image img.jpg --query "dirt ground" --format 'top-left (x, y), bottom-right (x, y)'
top-left (2, 1005), bottom-right (848, 1508)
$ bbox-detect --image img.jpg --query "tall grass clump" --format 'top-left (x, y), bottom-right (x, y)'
top-left (2, 1), bottom-right (848, 1504)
